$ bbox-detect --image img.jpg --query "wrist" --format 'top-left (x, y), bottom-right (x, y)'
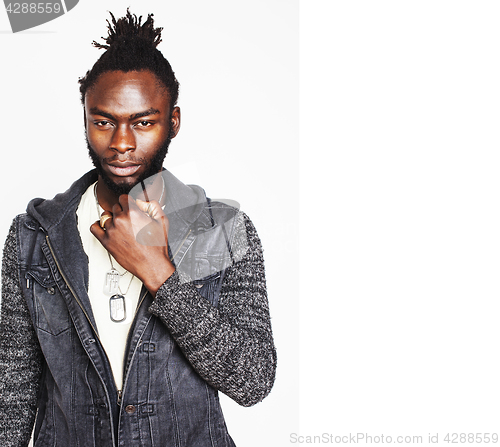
top-left (143, 258), bottom-right (176, 296)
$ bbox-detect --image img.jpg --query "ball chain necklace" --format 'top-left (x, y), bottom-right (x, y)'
top-left (93, 180), bottom-right (165, 322)
top-left (93, 183), bottom-right (132, 322)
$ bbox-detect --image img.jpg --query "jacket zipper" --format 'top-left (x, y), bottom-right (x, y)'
top-left (117, 288), bottom-right (149, 407)
top-left (45, 234), bottom-right (117, 446)
top-left (117, 224), bottom-right (192, 410)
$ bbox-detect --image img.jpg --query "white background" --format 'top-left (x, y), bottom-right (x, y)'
top-left (300, 0), bottom-right (500, 445)
top-left (0, 1), bottom-right (298, 446)
top-left (3, 1), bottom-right (500, 446)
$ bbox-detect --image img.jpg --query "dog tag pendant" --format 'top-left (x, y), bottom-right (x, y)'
top-left (104, 269), bottom-right (120, 295)
top-left (109, 294), bottom-right (126, 322)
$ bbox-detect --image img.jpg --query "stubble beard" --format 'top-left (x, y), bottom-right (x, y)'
top-left (86, 137), bottom-right (171, 197)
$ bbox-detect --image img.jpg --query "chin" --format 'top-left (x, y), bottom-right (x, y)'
top-left (101, 173), bottom-right (137, 196)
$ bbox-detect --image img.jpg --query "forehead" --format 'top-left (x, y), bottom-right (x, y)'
top-left (85, 70), bottom-right (170, 114)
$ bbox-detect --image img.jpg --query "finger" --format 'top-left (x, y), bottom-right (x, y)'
top-left (99, 211), bottom-right (113, 230)
top-left (117, 194), bottom-right (129, 213)
top-left (90, 221), bottom-right (107, 244)
top-left (136, 199), bottom-right (165, 220)
top-left (134, 198), bottom-right (149, 214)
top-left (109, 195), bottom-right (126, 216)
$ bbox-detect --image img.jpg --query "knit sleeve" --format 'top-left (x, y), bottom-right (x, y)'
top-left (148, 211), bottom-right (276, 407)
top-left (0, 219), bottom-right (43, 446)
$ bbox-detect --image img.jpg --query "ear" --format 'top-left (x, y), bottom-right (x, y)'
top-left (169, 107), bottom-right (181, 139)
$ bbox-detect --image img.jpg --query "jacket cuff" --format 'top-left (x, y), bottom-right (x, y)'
top-left (148, 270), bottom-right (181, 316)
top-left (147, 270), bottom-right (216, 338)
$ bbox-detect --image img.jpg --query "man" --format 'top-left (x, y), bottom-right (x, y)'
top-left (0, 11), bottom-right (276, 447)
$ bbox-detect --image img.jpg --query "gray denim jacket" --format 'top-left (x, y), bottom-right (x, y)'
top-left (8, 169), bottom-right (275, 447)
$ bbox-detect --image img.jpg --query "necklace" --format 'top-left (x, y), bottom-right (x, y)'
top-left (92, 177), bottom-right (165, 322)
top-left (158, 176), bottom-right (165, 205)
top-left (139, 176), bottom-right (165, 209)
top-left (93, 182), bottom-right (134, 323)
top-left (103, 253), bottom-right (134, 322)
top-left (108, 271), bottom-right (134, 323)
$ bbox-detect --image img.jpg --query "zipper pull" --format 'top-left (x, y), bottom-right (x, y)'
top-left (117, 390), bottom-right (122, 406)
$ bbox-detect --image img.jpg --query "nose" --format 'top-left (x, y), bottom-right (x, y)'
top-left (109, 124), bottom-right (135, 153)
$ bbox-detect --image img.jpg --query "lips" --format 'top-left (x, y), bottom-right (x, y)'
top-left (106, 162), bottom-right (141, 177)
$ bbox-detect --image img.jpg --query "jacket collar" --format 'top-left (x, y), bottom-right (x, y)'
top-left (27, 169), bottom-right (210, 231)
top-left (26, 169), bottom-right (215, 288)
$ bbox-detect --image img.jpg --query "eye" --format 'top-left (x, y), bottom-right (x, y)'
top-left (94, 120), bottom-right (112, 128)
top-left (135, 120), bottom-right (153, 128)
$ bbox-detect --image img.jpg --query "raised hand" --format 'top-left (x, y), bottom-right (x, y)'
top-left (90, 194), bottom-right (175, 295)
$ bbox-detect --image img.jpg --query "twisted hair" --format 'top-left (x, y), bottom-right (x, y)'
top-left (79, 10), bottom-right (179, 110)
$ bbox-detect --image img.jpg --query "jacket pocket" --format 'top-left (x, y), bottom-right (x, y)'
top-left (192, 271), bottom-right (223, 307)
top-left (28, 265), bottom-right (71, 336)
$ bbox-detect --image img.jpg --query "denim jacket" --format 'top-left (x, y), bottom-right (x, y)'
top-left (8, 169), bottom-right (275, 447)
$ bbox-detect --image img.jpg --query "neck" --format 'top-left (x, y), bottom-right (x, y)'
top-left (96, 174), bottom-right (165, 211)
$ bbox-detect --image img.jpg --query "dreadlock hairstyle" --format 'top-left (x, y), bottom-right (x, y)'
top-left (78, 10), bottom-right (179, 111)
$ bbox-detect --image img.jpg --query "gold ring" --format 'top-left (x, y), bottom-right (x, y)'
top-left (100, 213), bottom-right (113, 229)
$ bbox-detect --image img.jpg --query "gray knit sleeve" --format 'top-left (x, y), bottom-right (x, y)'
top-left (0, 219), bottom-right (43, 445)
top-left (148, 211), bottom-right (276, 407)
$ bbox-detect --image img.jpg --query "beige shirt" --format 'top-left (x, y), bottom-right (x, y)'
top-left (76, 182), bottom-right (143, 389)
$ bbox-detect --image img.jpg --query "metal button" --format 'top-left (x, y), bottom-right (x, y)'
top-left (47, 287), bottom-right (56, 295)
top-left (125, 405), bottom-right (136, 414)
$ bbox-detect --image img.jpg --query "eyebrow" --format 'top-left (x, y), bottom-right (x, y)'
top-left (89, 107), bottom-right (161, 121)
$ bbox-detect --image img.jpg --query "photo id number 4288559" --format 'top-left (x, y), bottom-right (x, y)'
top-left (5, 3), bottom-right (61, 13)
top-left (442, 433), bottom-right (498, 443)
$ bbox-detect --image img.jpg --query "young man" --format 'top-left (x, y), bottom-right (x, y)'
top-left (0, 11), bottom-right (276, 446)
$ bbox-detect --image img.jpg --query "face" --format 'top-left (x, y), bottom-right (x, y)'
top-left (85, 70), bottom-right (180, 196)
